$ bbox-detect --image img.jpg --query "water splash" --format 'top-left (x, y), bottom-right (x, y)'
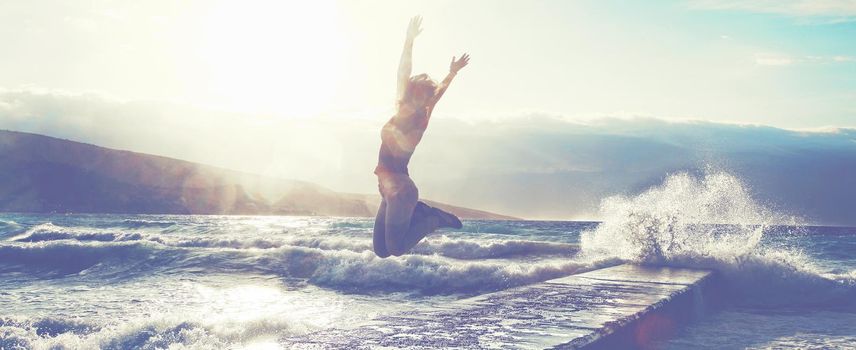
top-left (580, 172), bottom-right (854, 307)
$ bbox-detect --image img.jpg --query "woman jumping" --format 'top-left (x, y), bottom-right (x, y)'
top-left (373, 16), bottom-right (470, 258)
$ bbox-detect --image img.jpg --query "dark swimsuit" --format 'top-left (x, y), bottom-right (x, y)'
top-left (375, 106), bottom-right (429, 176)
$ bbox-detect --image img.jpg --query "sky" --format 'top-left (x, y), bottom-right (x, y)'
top-left (1, 0), bottom-right (856, 222)
top-left (1, 0), bottom-right (855, 127)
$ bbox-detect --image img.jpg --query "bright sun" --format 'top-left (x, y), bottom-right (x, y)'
top-left (198, 0), bottom-right (347, 116)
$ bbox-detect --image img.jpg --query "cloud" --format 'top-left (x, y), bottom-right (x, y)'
top-left (753, 53), bottom-right (856, 66)
top-left (832, 55), bottom-right (856, 62)
top-left (2, 89), bottom-right (856, 225)
top-left (755, 53), bottom-right (796, 66)
top-left (691, 0), bottom-right (856, 19)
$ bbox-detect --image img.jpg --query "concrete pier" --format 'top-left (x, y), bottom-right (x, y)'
top-left (285, 264), bottom-right (715, 349)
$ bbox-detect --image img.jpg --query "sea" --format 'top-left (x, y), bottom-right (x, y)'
top-left (1, 172), bottom-right (855, 349)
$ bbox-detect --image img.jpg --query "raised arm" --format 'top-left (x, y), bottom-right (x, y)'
top-left (397, 16), bottom-right (422, 102)
top-left (428, 53), bottom-right (470, 111)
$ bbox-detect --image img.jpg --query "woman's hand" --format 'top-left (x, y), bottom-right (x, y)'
top-left (406, 16), bottom-right (423, 41)
top-left (450, 53), bottom-right (470, 73)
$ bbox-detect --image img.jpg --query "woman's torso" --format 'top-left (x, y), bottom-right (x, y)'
top-left (375, 104), bottom-right (430, 176)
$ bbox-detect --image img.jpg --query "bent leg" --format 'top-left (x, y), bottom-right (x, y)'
top-left (372, 200), bottom-right (390, 258)
top-left (383, 182), bottom-right (419, 256)
top-left (380, 175), bottom-right (443, 256)
top-left (404, 202), bottom-right (440, 247)
top-left (385, 185), bottom-right (440, 256)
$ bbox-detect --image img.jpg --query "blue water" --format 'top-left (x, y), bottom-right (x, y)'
top-left (2, 173), bottom-right (855, 349)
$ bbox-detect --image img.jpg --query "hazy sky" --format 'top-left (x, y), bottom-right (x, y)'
top-left (2, 0), bottom-right (856, 221)
top-left (1, 0), bottom-right (855, 128)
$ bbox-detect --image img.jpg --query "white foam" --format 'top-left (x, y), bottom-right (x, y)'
top-left (580, 172), bottom-right (855, 307)
top-left (10, 223), bottom-right (141, 243)
top-left (249, 245), bottom-right (592, 294)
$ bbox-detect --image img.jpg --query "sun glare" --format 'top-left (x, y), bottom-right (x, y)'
top-left (198, 0), bottom-right (347, 116)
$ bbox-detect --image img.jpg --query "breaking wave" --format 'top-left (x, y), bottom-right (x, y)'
top-left (2, 224), bottom-right (584, 294)
top-left (0, 315), bottom-right (297, 350)
top-left (580, 172), bottom-right (856, 308)
top-left (6, 223), bottom-right (578, 261)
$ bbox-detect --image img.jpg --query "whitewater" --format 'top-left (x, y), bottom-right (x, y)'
top-left (2, 172), bottom-right (855, 349)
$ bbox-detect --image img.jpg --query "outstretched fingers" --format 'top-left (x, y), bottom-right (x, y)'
top-left (408, 16), bottom-right (423, 38)
top-left (451, 53), bottom-right (470, 72)
top-left (459, 53), bottom-right (470, 64)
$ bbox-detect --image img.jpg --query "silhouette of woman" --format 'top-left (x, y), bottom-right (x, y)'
top-left (373, 16), bottom-right (470, 257)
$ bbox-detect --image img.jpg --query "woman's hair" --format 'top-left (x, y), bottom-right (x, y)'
top-left (403, 73), bottom-right (437, 105)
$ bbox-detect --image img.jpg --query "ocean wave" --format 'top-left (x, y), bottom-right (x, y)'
top-left (2, 218), bottom-right (586, 293)
top-left (0, 240), bottom-right (176, 277)
top-left (252, 245), bottom-right (593, 294)
top-left (327, 220), bottom-right (373, 229)
top-left (0, 219), bottom-right (20, 229)
top-left (154, 236), bottom-right (290, 250)
top-left (10, 223), bottom-right (142, 243)
top-left (163, 235), bottom-right (578, 262)
top-left (8, 224), bottom-right (288, 250)
top-left (0, 315), bottom-right (297, 350)
top-left (268, 235), bottom-right (578, 260)
top-left (120, 219), bottom-right (177, 228)
top-left (0, 219), bottom-right (24, 240)
top-left (0, 235), bottom-right (591, 294)
top-left (6, 221), bottom-right (578, 261)
top-left (457, 222), bottom-right (525, 235)
top-left (580, 171), bottom-right (856, 308)
top-left (413, 235), bottom-right (579, 259)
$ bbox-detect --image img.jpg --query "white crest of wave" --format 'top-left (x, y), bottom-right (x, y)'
top-left (580, 172), bottom-right (853, 307)
top-left (581, 172), bottom-right (783, 263)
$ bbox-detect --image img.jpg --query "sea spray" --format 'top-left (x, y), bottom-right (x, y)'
top-left (580, 172), bottom-right (855, 307)
top-left (580, 172), bottom-right (778, 262)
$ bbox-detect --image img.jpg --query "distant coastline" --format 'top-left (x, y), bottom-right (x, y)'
top-left (0, 129), bottom-right (517, 220)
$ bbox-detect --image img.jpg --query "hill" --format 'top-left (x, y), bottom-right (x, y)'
top-left (0, 130), bottom-right (516, 220)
